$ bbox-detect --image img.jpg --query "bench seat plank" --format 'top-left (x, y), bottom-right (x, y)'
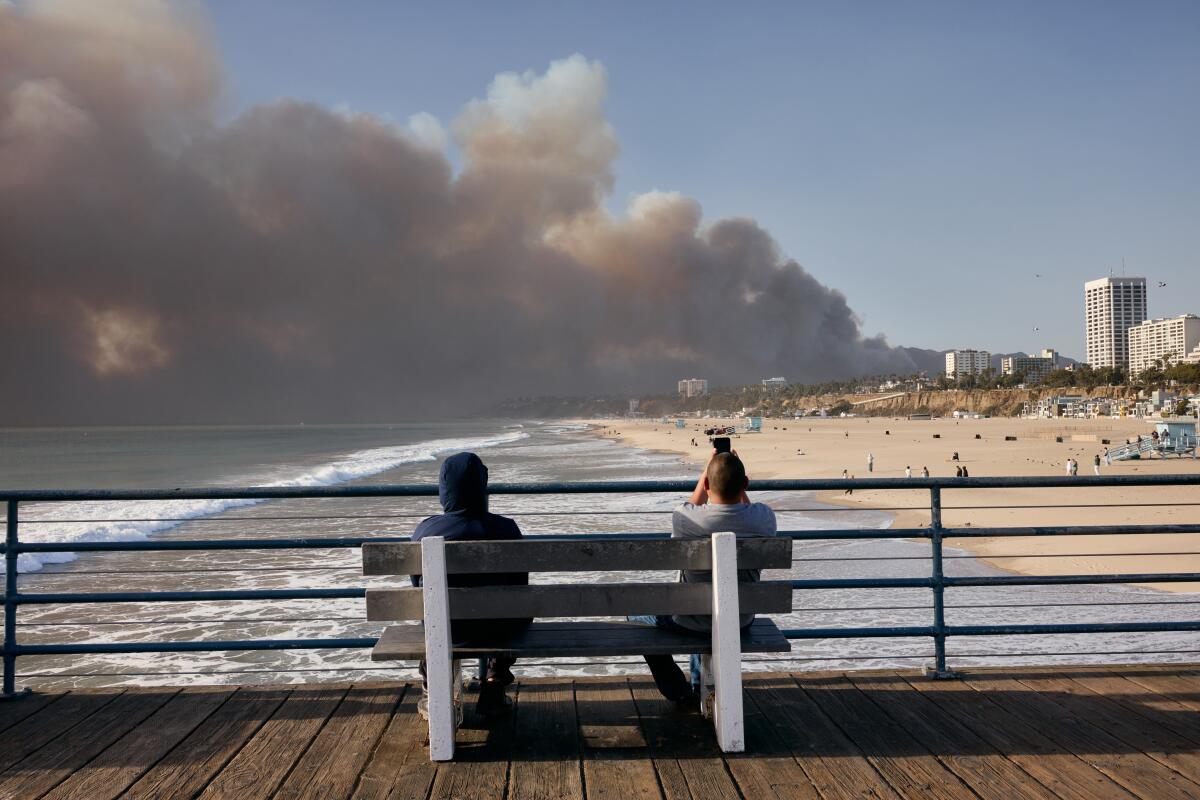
top-left (371, 619), bottom-right (791, 660)
top-left (364, 537), bottom-right (792, 575)
top-left (366, 581), bottom-right (793, 621)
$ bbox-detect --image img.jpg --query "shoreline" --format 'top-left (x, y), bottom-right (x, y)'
top-left (570, 416), bottom-right (1200, 593)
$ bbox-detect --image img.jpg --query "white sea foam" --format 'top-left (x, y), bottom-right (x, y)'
top-left (17, 431), bottom-right (529, 573)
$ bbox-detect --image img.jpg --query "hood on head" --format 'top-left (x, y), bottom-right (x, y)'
top-left (439, 452), bottom-right (488, 513)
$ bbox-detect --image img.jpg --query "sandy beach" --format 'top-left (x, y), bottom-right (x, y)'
top-left (577, 416), bottom-right (1200, 592)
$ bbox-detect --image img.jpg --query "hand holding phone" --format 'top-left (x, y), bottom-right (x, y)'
top-left (713, 436), bottom-right (731, 454)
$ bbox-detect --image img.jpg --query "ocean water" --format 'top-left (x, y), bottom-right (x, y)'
top-left (1, 421), bottom-right (1196, 687)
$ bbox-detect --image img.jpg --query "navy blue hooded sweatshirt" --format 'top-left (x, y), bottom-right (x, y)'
top-left (411, 453), bottom-right (528, 640)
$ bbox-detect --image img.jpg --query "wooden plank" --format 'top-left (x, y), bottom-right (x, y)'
top-left (741, 675), bottom-right (900, 800)
top-left (722, 677), bottom-right (821, 800)
top-left (508, 680), bottom-right (583, 800)
top-left (427, 681), bottom-right (520, 800)
top-left (794, 674), bottom-right (972, 800)
top-left (628, 678), bottom-right (741, 800)
top-left (1012, 671), bottom-right (1200, 786)
top-left (0, 688), bottom-right (179, 800)
top-left (961, 672), bottom-right (1200, 800)
top-left (575, 678), bottom-right (662, 800)
top-left (41, 686), bottom-right (233, 800)
top-left (364, 537), bottom-right (791, 575)
top-left (1067, 670), bottom-right (1200, 744)
top-left (0, 691), bottom-right (65, 736)
top-left (196, 684), bottom-right (349, 800)
top-left (366, 581), bottom-right (794, 621)
top-left (709, 531), bottom-right (745, 752)
top-left (0, 690), bottom-right (124, 775)
top-left (843, 673), bottom-right (1059, 800)
top-left (121, 687), bottom-right (291, 800)
top-left (905, 674), bottom-right (1137, 800)
top-left (372, 619), bottom-right (789, 661)
top-left (274, 683), bottom-right (402, 799)
top-left (351, 686), bottom-right (439, 800)
top-left (1117, 669), bottom-right (1200, 712)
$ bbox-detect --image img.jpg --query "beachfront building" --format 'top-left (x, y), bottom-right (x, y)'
top-left (761, 377), bottom-right (788, 389)
top-left (1127, 315), bottom-right (1200, 375)
top-left (677, 378), bottom-right (709, 397)
top-left (1084, 276), bottom-right (1147, 369)
top-left (1185, 341), bottom-right (1200, 365)
top-left (1001, 349), bottom-right (1059, 384)
top-left (945, 349), bottom-right (991, 379)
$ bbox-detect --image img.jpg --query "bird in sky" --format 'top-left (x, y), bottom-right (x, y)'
top-left (1034, 273), bottom-right (1042, 278)
top-left (1158, 281), bottom-right (1167, 287)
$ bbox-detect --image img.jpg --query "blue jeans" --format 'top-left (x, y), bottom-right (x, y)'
top-left (628, 615), bottom-right (703, 701)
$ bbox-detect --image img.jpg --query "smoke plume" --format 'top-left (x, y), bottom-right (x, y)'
top-left (0, 0), bottom-right (919, 424)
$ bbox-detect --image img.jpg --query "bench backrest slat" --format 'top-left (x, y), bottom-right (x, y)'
top-left (365, 581), bottom-right (792, 621)
top-left (363, 537), bottom-right (791, 576)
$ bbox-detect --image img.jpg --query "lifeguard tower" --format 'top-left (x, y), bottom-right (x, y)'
top-left (1107, 419), bottom-right (1196, 460)
top-left (745, 416), bottom-right (763, 433)
top-left (1154, 420), bottom-right (1197, 457)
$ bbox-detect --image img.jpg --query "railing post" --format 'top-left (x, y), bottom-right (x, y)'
top-left (3, 500), bottom-right (27, 699)
top-left (926, 487), bottom-right (958, 679)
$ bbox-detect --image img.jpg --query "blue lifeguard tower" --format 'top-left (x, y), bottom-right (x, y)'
top-left (745, 416), bottom-right (763, 433)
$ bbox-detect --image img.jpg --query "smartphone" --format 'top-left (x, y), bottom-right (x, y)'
top-left (713, 436), bottom-right (731, 454)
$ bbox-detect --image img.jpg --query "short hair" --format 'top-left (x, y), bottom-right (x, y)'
top-left (707, 452), bottom-right (747, 498)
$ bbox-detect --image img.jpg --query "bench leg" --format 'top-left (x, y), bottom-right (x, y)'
top-left (699, 655), bottom-right (715, 720)
top-left (421, 536), bottom-right (456, 761)
top-left (710, 532), bottom-right (745, 752)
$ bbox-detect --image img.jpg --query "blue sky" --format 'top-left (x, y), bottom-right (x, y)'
top-left (206, 0), bottom-right (1199, 360)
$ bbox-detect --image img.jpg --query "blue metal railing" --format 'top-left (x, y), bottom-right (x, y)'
top-left (2, 474), bottom-right (1200, 692)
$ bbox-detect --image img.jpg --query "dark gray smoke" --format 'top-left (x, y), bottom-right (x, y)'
top-left (0, 0), bottom-right (919, 425)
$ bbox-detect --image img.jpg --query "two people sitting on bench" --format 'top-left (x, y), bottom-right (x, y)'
top-left (632, 449), bottom-right (777, 704)
top-left (411, 451), bottom-right (529, 717)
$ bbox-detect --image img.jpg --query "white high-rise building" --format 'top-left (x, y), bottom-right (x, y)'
top-left (1084, 277), bottom-right (1147, 370)
top-left (677, 378), bottom-right (709, 397)
top-left (1000, 349), bottom-right (1059, 383)
top-left (1127, 315), bottom-right (1200, 375)
top-left (945, 349), bottom-right (991, 379)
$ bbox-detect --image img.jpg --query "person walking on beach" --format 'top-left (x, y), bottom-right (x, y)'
top-left (843, 469), bottom-right (854, 495)
top-left (1105, 447), bottom-right (1112, 466)
top-left (412, 452), bottom-right (529, 718)
top-left (867, 453), bottom-right (874, 473)
top-left (1065, 458), bottom-right (1073, 476)
top-left (1093, 454), bottom-right (1101, 475)
top-left (905, 465), bottom-right (912, 478)
top-left (922, 466), bottom-right (929, 478)
top-left (961, 465), bottom-right (969, 477)
top-left (632, 448), bottom-right (776, 705)
top-left (955, 465), bottom-right (963, 478)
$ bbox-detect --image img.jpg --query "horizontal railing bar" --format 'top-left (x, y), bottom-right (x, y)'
top-left (4, 529), bottom-right (926, 555)
top-left (944, 524), bottom-right (1200, 538)
top-left (4, 473), bottom-right (1199, 501)
top-left (945, 621), bottom-right (1200, 636)
top-left (14, 588), bottom-right (364, 604)
top-left (949, 599), bottom-right (1200, 609)
top-left (13, 637), bottom-right (377, 655)
top-left (950, 649), bottom-right (1200, 658)
top-left (20, 499), bottom-right (1200, 525)
top-left (29, 566), bottom-right (360, 576)
top-left (942, 573), bottom-right (1200, 586)
top-left (16, 617), bottom-right (373, 626)
top-left (784, 626), bottom-right (936, 638)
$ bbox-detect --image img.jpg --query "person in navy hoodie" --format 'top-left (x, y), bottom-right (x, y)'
top-left (412, 452), bottom-right (529, 717)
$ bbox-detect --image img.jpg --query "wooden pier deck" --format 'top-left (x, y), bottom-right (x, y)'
top-left (0, 665), bottom-right (1198, 799)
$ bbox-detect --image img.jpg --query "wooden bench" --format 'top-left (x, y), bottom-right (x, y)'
top-left (363, 533), bottom-right (793, 760)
